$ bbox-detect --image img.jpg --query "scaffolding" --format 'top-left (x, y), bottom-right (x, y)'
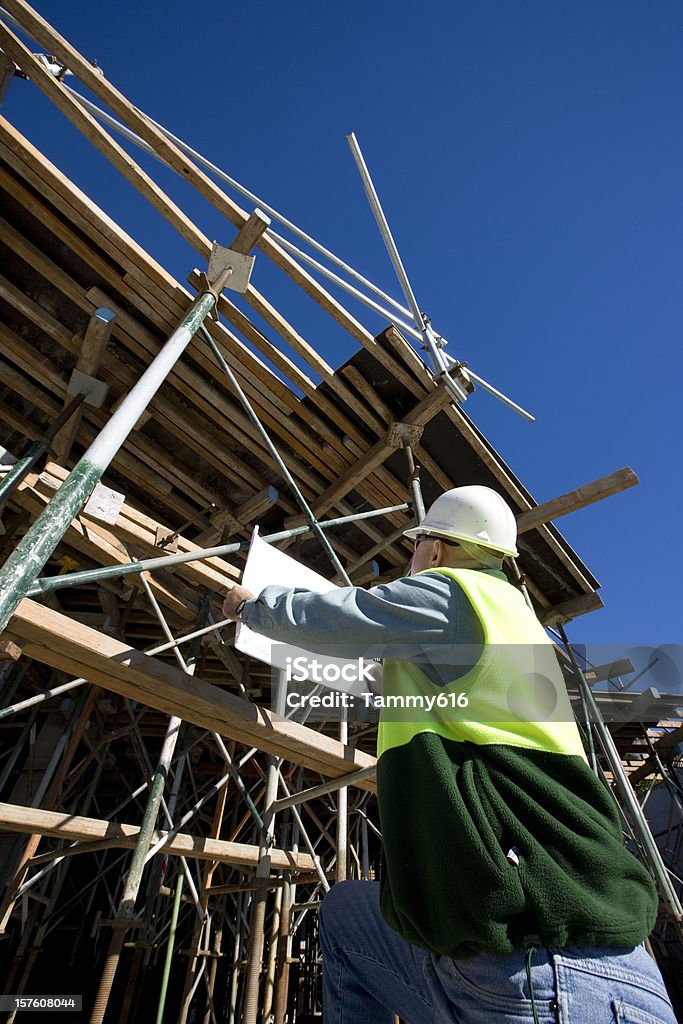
top-left (0, 1), bottom-right (682, 1021)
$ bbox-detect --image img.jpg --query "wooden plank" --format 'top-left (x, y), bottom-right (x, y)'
top-left (344, 522), bottom-right (409, 579)
top-left (0, 403), bottom-right (45, 440)
top-left (0, 272), bottom-right (73, 346)
top-left (195, 486), bottom-right (279, 547)
top-left (0, 0), bottom-right (421, 393)
top-left (0, 327), bottom-right (202, 503)
top-left (0, 212), bottom-right (86, 308)
top-left (516, 469), bottom-right (639, 534)
top-left (0, 340), bottom-right (177, 500)
top-left (376, 326), bottom-right (434, 397)
top-left (0, 802), bottom-right (316, 871)
top-left (11, 473), bottom-right (197, 621)
top-left (53, 311), bottom-right (114, 462)
top-left (374, 326), bottom-right (601, 598)
top-left (0, 118), bottom-right (323, 446)
top-left (78, 298), bottom-right (407, 563)
top-left (541, 592), bottom-right (604, 627)
top-left (444, 404), bottom-right (597, 594)
top-left (83, 287), bottom-right (333, 489)
top-left (310, 384), bottom-right (453, 517)
top-left (0, 20), bottom-right (209, 256)
top-left (36, 463), bottom-right (241, 589)
top-left (412, 441), bottom-right (454, 491)
top-left (0, 134), bottom-right (410, 560)
top-left (340, 365), bottom-right (394, 424)
top-left (191, 273), bottom-right (385, 442)
top-left (4, 598), bottom-right (377, 788)
top-left (584, 659), bottom-right (635, 684)
top-left (0, 171), bottom-right (309, 426)
top-left (0, 18), bottom-right (382, 437)
top-left (626, 724), bottom-right (683, 784)
top-left (0, 239), bottom-right (265, 500)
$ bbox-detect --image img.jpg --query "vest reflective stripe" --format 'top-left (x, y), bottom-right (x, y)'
top-left (377, 567), bottom-right (587, 761)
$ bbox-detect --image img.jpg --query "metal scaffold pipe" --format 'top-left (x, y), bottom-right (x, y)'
top-left (200, 324), bottom-right (353, 588)
top-left (241, 673), bottom-right (287, 1024)
top-left (24, 503), bottom-right (409, 598)
top-left (155, 871), bottom-right (184, 1024)
top-left (559, 625), bottom-right (683, 937)
top-left (89, 598), bottom-right (210, 1024)
top-left (0, 285), bottom-right (222, 636)
top-left (346, 132), bottom-right (468, 405)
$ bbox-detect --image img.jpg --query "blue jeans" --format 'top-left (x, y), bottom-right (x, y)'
top-left (318, 881), bottom-right (677, 1024)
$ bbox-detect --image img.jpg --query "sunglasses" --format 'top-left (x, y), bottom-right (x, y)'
top-left (413, 534), bottom-right (461, 552)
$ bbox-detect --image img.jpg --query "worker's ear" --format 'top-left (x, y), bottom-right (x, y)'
top-left (431, 540), bottom-right (443, 567)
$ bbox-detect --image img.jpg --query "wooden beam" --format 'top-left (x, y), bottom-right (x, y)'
top-left (52, 310), bottom-right (115, 462)
top-left (0, 0), bottom-right (419, 395)
top-left (541, 592), bottom-right (604, 627)
top-left (5, 598), bottom-right (377, 789)
top-left (34, 462), bottom-right (240, 590)
top-left (626, 724), bottom-right (683, 785)
top-left (0, 802), bottom-right (316, 872)
top-left (0, 137), bottom-right (414, 567)
top-left (0, 20), bottom-right (205, 254)
top-left (195, 486), bottom-right (279, 547)
top-left (0, 15), bottom-right (383, 437)
top-left (309, 385), bottom-right (453, 518)
top-left (516, 469), bottom-right (639, 535)
top-left (229, 209), bottom-right (271, 255)
top-left (584, 659), bottom-right (635, 684)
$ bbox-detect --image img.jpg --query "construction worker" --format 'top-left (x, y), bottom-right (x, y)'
top-left (223, 486), bottom-right (676, 1023)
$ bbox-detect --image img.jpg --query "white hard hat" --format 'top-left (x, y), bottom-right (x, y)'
top-left (404, 485), bottom-right (518, 557)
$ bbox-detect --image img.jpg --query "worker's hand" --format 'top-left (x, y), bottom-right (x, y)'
top-left (223, 584), bottom-right (255, 621)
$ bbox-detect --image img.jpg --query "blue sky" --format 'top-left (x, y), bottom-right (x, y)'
top-left (3, 2), bottom-right (682, 664)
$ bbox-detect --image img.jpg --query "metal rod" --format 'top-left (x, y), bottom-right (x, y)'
top-left (0, 686), bottom-right (94, 932)
top-left (273, 808), bottom-right (299, 1024)
top-left (346, 132), bottom-right (468, 404)
top-left (178, 774), bottom-right (229, 1024)
top-left (558, 625), bottom-right (683, 933)
top-left (269, 231), bottom-right (419, 334)
top-left (241, 672), bottom-right (287, 1024)
top-left (336, 711), bottom-right (349, 882)
top-left (89, 597), bottom-right (210, 1024)
top-left (143, 771), bottom-right (232, 863)
top-left (154, 870), bottom-right (184, 1024)
top-left (210, 733), bottom-right (269, 842)
top-left (200, 324), bottom-right (353, 587)
top-left (0, 677), bottom-right (87, 720)
top-left (506, 556), bottom-right (534, 613)
top-left (0, 621), bottom-right (241, 722)
top-left (0, 287), bottom-right (219, 636)
top-left (558, 630), bottom-right (598, 773)
top-left (272, 766), bottom-right (376, 813)
top-left (0, 394), bottom-right (85, 510)
top-left (26, 503), bottom-right (408, 597)
top-left (401, 439), bottom-right (426, 524)
top-left (442, 355), bottom-right (535, 422)
top-left (276, 773), bottom-right (330, 893)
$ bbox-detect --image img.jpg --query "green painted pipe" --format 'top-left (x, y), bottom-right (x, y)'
top-left (155, 871), bottom-right (184, 1024)
top-left (25, 503), bottom-right (408, 598)
top-left (0, 395), bottom-right (85, 511)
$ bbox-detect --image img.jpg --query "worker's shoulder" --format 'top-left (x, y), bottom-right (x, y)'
top-left (374, 571), bottom-right (468, 605)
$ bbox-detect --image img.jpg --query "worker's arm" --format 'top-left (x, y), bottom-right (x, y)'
top-left (228, 573), bottom-right (483, 664)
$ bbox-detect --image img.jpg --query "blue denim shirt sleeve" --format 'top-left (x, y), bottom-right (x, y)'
top-left (240, 572), bottom-right (485, 679)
